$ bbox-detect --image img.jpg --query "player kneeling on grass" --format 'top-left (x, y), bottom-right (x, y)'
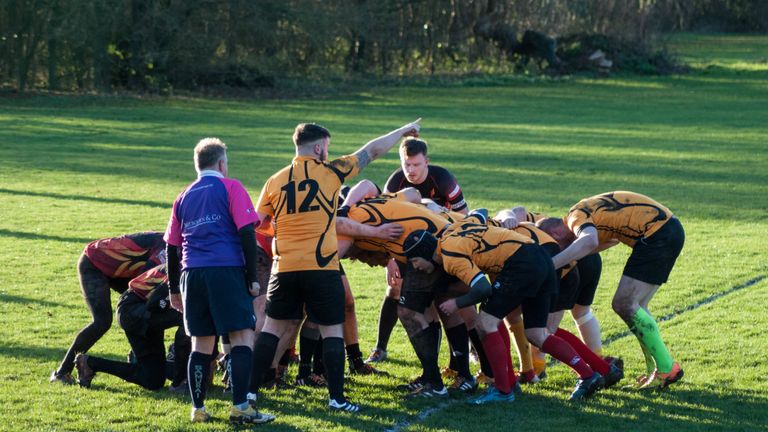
top-left (538, 191), bottom-right (685, 390)
top-left (75, 264), bottom-right (190, 392)
top-left (403, 214), bottom-right (606, 403)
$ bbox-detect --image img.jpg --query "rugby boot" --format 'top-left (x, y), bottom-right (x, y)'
top-left (569, 372), bottom-right (604, 401)
top-left (467, 387), bottom-right (515, 405)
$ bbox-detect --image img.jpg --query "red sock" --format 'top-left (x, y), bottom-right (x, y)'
top-left (555, 328), bottom-right (610, 375)
top-left (541, 334), bottom-right (594, 379)
top-left (496, 322), bottom-right (518, 386)
top-left (481, 331), bottom-right (511, 394)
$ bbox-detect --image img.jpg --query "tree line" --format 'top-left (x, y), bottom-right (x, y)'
top-left (2, 0), bottom-right (766, 93)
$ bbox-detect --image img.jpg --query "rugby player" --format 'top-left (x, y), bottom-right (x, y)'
top-left (538, 191), bottom-right (685, 389)
top-left (74, 264), bottom-right (191, 391)
top-left (249, 120), bottom-right (421, 414)
top-left (337, 182), bottom-right (477, 397)
top-left (165, 138), bottom-right (273, 424)
top-left (403, 216), bottom-right (606, 403)
top-left (368, 137), bottom-right (468, 365)
top-left (51, 232), bottom-right (166, 385)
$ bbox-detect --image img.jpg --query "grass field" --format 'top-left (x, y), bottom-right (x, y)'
top-left (0, 33), bottom-right (766, 431)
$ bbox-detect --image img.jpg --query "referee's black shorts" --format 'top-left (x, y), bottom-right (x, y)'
top-left (266, 270), bottom-right (345, 326)
top-left (623, 217), bottom-right (685, 285)
top-left (180, 266), bottom-right (255, 337)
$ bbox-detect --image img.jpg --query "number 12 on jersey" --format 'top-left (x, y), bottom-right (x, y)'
top-left (280, 179), bottom-right (320, 214)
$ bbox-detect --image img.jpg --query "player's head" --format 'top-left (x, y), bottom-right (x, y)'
top-left (536, 217), bottom-right (575, 249)
top-left (399, 137), bottom-right (429, 185)
top-left (293, 123), bottom-right (331, 161)
top-left (194, 138), bottom-right (228, 176)
top-left (403, 229), bottom-right (439, 273)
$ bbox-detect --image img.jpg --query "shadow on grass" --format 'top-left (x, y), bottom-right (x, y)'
top-left (0, 292), bottom-right (73, 309)
top-left (0, 228), bottom-right (94, 244)
top-left (0, 188), bottom-right (171, 209)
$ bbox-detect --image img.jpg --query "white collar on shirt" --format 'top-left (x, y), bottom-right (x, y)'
top-left (198, 170), bottom-right (224, 178)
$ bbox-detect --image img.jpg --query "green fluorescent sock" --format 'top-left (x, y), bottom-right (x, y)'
top-left (630, 308), bottom-right (674, 373)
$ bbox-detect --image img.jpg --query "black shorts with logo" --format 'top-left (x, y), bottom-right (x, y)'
top-left (266, 270), bottom-right (345, 325)
top-left (480, 243), bottom-right (558, 327)
top-left (623, 217), bottom-right (685, 285)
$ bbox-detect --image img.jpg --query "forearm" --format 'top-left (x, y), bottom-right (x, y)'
top-left (355, 120), bottom-right (420, 170)
top-left (454, 274), bottom-right (493, 309)
top-left (336, 216), bottom-right (380, 238)
top-left (553, 236), bottom-right (596, 269)
top-left (238, 224), bottom-right (259, 284)
top-left (166, 244), bottom-right (181, 294)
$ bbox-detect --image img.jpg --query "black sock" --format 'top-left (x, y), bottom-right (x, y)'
top-left (299, 326), bottom-right (321, 378)
top-left (409, 327), bottom-right (442, 388)
top-left (445, 324), bottom-right (471, 378)
top-left (468, 328), bottom-right (493, 378)
top-left (313, 337), bottom-right (325, 375)
top-left (172, 328), bottom-right (191, 385)
top-left (88, 355), bottom-right (137, 384)
top-left (322, 337), bottom-right (346, 401)
top-left (429, 321), bottom-right (442, 356)
top-left (188, 351), bottom-right (213, 408)
top-left (279, 348), bottom-right (291, 367)
top-left (229, 346), bottom-right (252, 405)
top-left (346, 343), bottom-right (364, 370)
top-left (376, 297), bottom-right (400, 350)
top-left (249, 332), bottom-right (279, 393)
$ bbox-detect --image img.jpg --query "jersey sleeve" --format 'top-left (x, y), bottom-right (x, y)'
top-left (383, 170), bottom-right (404, 193)
top-left (438, 170), bottom-right (467, 211)
top-left (256, 178), bottom-right (275, 217)
top-left (329, 154), bottom-right (360, 183)
top-left (441, 239), bottom-right (483, 286)
top-left (163, 195), bottom-right (183, 247)
top-left (566, 208), bottom-right (594, 235)
top-left (224, 179), bottom-right (260, 230)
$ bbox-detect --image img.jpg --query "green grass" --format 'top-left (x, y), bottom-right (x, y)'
top-left (0, 33), bottom-right (767, 431)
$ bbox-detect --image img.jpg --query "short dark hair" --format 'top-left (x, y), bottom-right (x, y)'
top-left (293, 123), bottom-right (331, 147)
top-left (536, 217), bottom-right (565, 233)
top-left (194, 138), bottom-right (227, 171)
top-left (400, 137), bottom-right (428, 157)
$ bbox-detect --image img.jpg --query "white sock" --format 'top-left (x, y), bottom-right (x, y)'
top-left (574, 311), bottom-right (602, 354)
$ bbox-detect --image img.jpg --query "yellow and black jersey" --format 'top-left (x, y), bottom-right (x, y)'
top-left (565, 191), bottom-right (673, 247)
top-left (523, 211), bottom-right (545, 223)
top-left (257, 154), bottom-right (359, 272)
top-left (344, 193), bottom-right (452, 263)
top-left (439, 220), bottom-right (535, 286)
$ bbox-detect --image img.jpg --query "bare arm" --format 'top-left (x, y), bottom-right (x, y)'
top-left (342, 179), bottom-right (380, 207)
top-left (399, 187), bottom-right (422, 203)
top-left (552, 226), bottom-right (599, 269)
top-left (353, 119), bottom-right (421, 171)
top-left (493, 208), bottom-right (520, 229)
top-left (336, 216), bottom-right (403, 240)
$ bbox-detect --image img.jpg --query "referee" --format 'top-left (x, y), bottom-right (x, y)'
top-left (165, 138), bottom-right (274, 424)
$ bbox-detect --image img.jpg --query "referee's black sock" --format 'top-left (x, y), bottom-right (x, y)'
top-left (322, 337), bottom-right (346, 401)
top-left (188, 351), bottom-right (213, 409)
top-left (468, 328), bottom-right (493, 378)
top-left (445, 323), bottom-right (471, 378)
top-left (229, 345), bottom-right (252, 406)
top-left (249, 332), bottom-right (279, 394)
top-left (376, 297), bottom-right (400, 350)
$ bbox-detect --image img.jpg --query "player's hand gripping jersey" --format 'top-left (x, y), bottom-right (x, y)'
top-left (340, 192), bottom-right (452, 263)
top-left (566, 191), bottom-right (673, 247)
top-left (257, 155), bottom-right (359, 272)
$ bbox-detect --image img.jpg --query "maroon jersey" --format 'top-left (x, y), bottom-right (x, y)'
top-left (128, 264), bottom-right (167, 301)
top-left (83, 232), bottom-right (166, 279)
top-left (385, 164), bottom-right (467, 212)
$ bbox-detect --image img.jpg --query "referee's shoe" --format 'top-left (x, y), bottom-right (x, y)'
top-left (230, 404), bottom-right (276, 424)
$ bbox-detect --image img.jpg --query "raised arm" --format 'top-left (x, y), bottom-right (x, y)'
top-left (353, 119), bottom-right (421, 171)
